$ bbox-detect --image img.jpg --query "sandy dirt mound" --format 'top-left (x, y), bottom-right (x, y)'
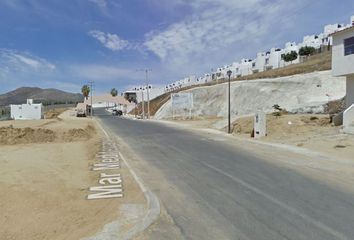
top-left (44, 108), bottom-right (69, 119)
top-left (0, 124), bottom-right (96, 145)
top-left (0, 126), bottom-right (56, 145)
top-left (62, 125), bottom-right (96, 142)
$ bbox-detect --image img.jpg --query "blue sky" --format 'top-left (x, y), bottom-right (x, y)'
top-left (0, 0), bottom-right (353, 95)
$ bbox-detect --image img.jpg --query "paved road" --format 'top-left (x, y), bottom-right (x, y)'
top-left (96, 109), bottom-right (354, 240)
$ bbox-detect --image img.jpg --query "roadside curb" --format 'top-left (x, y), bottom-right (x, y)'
top-left (154, 119), bottom-right (354, 165)
top-left (95, 119), bottom-right (161, 240)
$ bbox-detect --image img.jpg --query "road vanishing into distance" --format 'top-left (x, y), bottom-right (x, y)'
top-left (96, 109), bottom-right (354, 240)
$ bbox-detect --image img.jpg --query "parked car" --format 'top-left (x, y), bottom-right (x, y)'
top-left (112, 109), bottom-right (123, 116)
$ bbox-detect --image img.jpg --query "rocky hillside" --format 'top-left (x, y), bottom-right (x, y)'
top-left (0, 87), bottom-right (83, 106)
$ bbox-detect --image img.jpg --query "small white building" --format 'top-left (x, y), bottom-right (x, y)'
top-left (85, 95), bottom-right (135, 113)
top-left (10, 99), bottom-right (42, 120)
top-left (331, 25), bottom-right (354, 132)
top-left (239, 58), bottom-right (253, 76)
top-left (230, 62), bottom-right (241, 77)
top-left (129, 85), bottom-right (165, 102)
top-left (299, 34), bottom-right (323, 49)
top-left (252, 52), bottom-right (266, 73)
top-left (280, 42), bottom-right (300, 67)
top-left (265, 48), bottom-right (283, 70)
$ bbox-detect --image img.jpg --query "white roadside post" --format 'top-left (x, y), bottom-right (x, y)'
top-left (254, 111), bottom-right (267, 138)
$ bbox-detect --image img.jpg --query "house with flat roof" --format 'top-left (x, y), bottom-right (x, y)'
top-left (84, 94), bottom-right (135, 113)
top-left (10, 99), bottom-right (42, 120)
top-left (265, 48), bottom-right (282, 70)
top-left (331, 23), bottom-right (354, 133)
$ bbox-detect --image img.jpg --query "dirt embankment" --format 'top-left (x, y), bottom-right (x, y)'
top-left (0, 124), bottom-right (95, 145)
top-left (132, 50), bottom-right (332, 117)
top-left (44, 107), bottom-right (70, 119)
top-left (231, 114), bottom-right (332, 136)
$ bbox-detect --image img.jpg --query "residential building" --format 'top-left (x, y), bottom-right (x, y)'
top-left (280, 42), bottom-right (300, 67)
top-left (265, 48), bottom-right (282, 70)
top-left (331, 24), bottom-right (354, 132)
top-left (84, 94), bottom-right (135, 113)
top-left (239, 58), bottom-right (253, 76)
top-left (252, 52), bottom-right (266, 73)
top-left (10, 99), bottom-right (42, 120)
top-left (299, 34), bottom-right (324, 49)
top-left (231, 62), bottom-right (241, 77)
top-left (129, 14), bottom-right (354, 103)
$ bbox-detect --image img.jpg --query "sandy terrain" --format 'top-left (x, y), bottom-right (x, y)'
top-left (167, 114), bottom-right (354, 161)
top-left (43, 107), bottom-right (70, 119)
top-left (0, 110), bottom-right (146, 240)
top-left (230, 114), bottom-right (354, 161)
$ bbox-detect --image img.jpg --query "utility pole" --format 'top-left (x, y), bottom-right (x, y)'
top-left (137, 69), bottom-right (152, 119)
top-left (89, 81), bottom-right (94, 117)
top-left (141, 87), bottom-right (145, 119)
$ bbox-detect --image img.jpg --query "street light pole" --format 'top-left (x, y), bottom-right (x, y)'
top-left (227, 70), bottom-right (232, 134)
top-left (145, 69), bottom-right (152, 119)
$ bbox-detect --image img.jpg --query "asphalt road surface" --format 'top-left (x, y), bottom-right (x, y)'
top-left (96, 109), bottom-right (354, 240)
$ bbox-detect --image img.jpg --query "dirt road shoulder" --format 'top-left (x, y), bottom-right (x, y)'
top-left (0, 110), bottom-right (147, 240)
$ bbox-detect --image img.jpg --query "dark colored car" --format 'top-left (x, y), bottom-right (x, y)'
top-left (112, 109), bottom-right (123, 116)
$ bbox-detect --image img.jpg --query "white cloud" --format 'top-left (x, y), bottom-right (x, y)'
top-left (69, 64), bottom-right (141, 82)
top-left (0, 49), bottom-right (56, 72)
top-left (88, 0), bottom-right (107, 7)
top-left (144, 0), bottom-right (306, 76)
top-left (89, 30), bottom-right (130, 51)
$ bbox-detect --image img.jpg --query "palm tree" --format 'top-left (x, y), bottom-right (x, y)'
top-left (81, 85), bottom-right (90, 100)
top-left (110, 88), bottom-right (118, 97)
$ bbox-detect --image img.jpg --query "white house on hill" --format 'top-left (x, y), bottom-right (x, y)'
top-left (331, 24), bottom-right (354, 133)
top-left (10, 99), bottom-right (42, 120)
top-left (265, 48), bottom-right (282, 70)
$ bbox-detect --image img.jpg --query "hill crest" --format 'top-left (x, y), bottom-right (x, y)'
top-left (0, 87), bottom-right (83, 106)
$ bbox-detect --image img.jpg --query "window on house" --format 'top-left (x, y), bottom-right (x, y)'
top-left (344, 36), bottom-right (354, 56)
